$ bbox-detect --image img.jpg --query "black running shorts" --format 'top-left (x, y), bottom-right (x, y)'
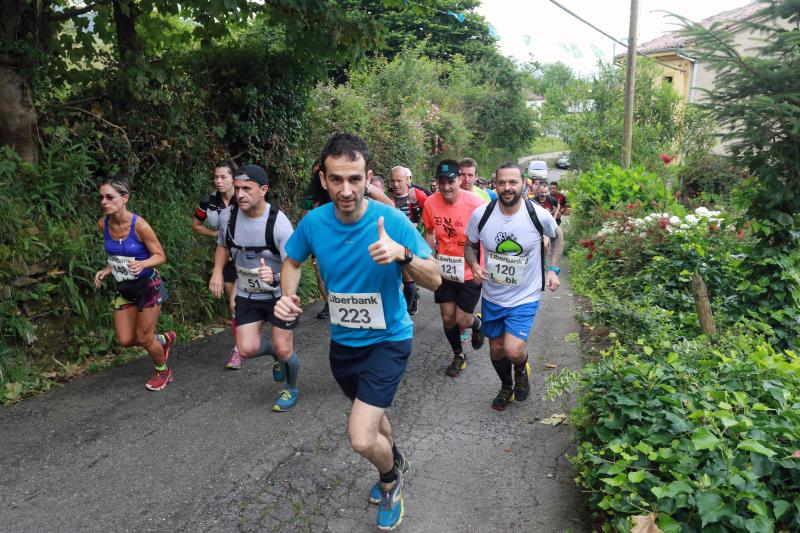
top-left (433, 278), bottom-right (481, 313)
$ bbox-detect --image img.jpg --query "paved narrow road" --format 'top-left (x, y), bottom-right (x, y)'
top-left (1, 261), bottom-right (587, 532)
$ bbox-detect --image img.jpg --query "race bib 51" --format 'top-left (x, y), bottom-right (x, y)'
top-left (236, 266), bottom-right (275, 293)
top-left (328, 292), bottom-right (386, 330)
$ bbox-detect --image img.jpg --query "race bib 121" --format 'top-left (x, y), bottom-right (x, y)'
top-left (437, 254), bottom-right (465, 283)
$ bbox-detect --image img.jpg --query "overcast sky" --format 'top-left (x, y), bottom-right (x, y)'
top-left (475, 0), bottom-right (754, 73)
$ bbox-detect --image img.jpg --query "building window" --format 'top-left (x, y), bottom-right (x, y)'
top-left (664, 76), bottom-right (673, 84)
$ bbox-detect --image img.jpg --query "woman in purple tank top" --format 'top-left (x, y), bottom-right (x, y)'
top-left (93, 176), bottom-right (177, 391)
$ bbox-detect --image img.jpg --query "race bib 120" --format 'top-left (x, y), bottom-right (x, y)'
top-left (328, 292), bottom-right (386, 330)
top-left (236, 266), bottom-right (275, 293)
top-left (437, 254), bottom-right (465, 283)
top-left (487, 252), bottom-right (526, 285)
top-left (108, 255), bottom-right (137, 282)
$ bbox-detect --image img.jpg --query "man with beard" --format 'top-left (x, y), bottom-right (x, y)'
top-left (275, 133), bottom-right (441, 530)
top-left (464, 162), bottom-right (564, 411)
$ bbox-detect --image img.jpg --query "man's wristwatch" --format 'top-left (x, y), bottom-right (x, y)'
top-left (547, 266), bottom-right (561, 275)
top-left (396, 247), bottom-right (413, 265)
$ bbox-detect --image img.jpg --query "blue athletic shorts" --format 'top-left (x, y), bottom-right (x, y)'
top-left (481, 298), bottom-right (540, 341)
top-left (329, 338), bottom-right (412, 408)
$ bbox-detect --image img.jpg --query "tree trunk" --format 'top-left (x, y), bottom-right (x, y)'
top-left (0, 56), bottom-right (38, 163)
top-left (112, 0), bottom-right (142, 65)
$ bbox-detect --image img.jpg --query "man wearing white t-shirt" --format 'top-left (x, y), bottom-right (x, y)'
top-left (464, 162), bottom-right (564, 411)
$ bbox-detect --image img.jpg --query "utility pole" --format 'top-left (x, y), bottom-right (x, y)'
top-left (620, 0), bottom-right (639, 168)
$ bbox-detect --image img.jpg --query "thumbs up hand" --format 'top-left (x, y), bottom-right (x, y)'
top-left (368, 216), bottom-right (405, 265)
top-left (258, 257), bottom-right (274, 285)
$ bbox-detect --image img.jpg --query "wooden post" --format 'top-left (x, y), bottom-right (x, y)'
top-left (620, 0), bottom-right (639, 168)
top-left (692, 271), bottom-right (716, 336)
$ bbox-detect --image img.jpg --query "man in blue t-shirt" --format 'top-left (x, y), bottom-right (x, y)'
top-left (275, 133), bottom-right (441, 531)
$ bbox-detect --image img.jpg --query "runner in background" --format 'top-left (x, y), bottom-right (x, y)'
top-left (459, 157), bottom-right (496, 203)
top-left (211, 164), bottom-right (301, 412)
top-left (422, 160), bottom-right (485, 377)
top-left (388, 165), bottom-right (428, 315)
top-left (94, 175), bottom-right (176, 391)
top-left (192, 160), bottom-right (241, 368)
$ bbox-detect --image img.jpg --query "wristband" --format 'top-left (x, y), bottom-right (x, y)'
top-left (396, 247), bottom-right (413, 265)
top-left (547, 266), bottom-right (561, 275)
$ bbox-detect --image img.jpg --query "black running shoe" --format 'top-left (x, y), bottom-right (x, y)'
top-left (316, 302), bottom-right (330, 319)
top-left (445, 354), bottom-right (467, 377)
top-left (514, 363), bottom-right (531, 401)
top-left (408, 290), bottom-right (419, 315)
top-left (471, 313), bottom-right (484, 350)
top-left (491, 387), bottom-right (515, 411)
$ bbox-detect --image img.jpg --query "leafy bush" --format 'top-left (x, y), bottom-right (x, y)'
top-left (572, 332), bottom-right (800, 532)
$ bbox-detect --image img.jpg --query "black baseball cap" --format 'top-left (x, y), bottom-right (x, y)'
top-left (435, 159), bottom-right (460, 180)
top-left (237, 164), bottom-right (269, 186)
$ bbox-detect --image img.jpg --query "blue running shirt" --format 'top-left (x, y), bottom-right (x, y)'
top-left (285, 200), bottom-right (432, 347)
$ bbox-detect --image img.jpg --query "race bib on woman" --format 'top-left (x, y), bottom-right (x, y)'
top-left (437, 255), bottom-right (465, 283)
top-left (486, 252), bottom-right (526, 285)
top-left (236, 266), bottom-right (275, 293)
top-left (328, 292), bottom-right (386, 330)
top-left (108, 255), bottom-right (137, 282)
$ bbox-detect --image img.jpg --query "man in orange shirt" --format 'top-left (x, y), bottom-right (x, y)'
top-left (423, 160), bottom-right (486, 377)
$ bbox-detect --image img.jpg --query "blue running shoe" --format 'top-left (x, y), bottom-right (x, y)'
top-left (369, 451), bottom-right (411, 504)
top-left (459, 328), bottom-right (469, 344)
top-left (376, 472), bottom-right (404, 531)
top-left (272, 360), bottom-right (285, 382)
top-left (272, 387), bottom-right (298, 412)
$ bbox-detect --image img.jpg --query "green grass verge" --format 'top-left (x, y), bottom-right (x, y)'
top-left (530, 136), bottom-right (567, 156)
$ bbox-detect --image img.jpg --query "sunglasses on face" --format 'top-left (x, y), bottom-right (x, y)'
top-left (100, 194), bottom-right (122, 201)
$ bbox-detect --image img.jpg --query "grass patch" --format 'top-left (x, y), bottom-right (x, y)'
top-left (530, 136), bottom-right (567, 155)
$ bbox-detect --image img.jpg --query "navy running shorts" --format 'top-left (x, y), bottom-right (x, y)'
top-left (329, 338), bottom-right (412, 408)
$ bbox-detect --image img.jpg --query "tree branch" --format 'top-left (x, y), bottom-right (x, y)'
top-left (48, 3), bottom-right (99, 23)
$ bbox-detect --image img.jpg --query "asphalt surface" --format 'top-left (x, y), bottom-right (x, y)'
top-left (1, 261), bottom-right (588, 533)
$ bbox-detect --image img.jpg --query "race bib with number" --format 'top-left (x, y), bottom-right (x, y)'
top-left (236, 266), bottom-right (276, 293)
top-left (328, 292), bottom-right (386, 330)
top-left (487, 252), bottom-right (526, 285)
top-left (437, 254), bottom-right (465, 283)
top-left (108, 255), bottom-right (137, 282)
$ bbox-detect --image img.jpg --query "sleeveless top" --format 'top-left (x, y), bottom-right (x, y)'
top-left (104, 214), bottom-right (153, 279)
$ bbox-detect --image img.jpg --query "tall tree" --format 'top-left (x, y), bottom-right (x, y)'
top-left (342, 0), bottom-right (495, 62)
top-left (676, 0), bottom-right (800, 347)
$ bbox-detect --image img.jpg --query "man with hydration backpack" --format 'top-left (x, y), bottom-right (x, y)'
top-left (464, 162), bottom-right (564, 411)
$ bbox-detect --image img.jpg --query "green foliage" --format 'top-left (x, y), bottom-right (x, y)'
top-left (341, 0), bottom-right (495, 63)
top-left (674, 1), bottom-right (800, 349)
top-left (572, 332), bottom-right (800, 532)
top-left (565, 164), bottom-right (683, 239)
top-left (306, 47), bottom-right (537, 178)
top-left (559, 60), bottom-right (714, 172)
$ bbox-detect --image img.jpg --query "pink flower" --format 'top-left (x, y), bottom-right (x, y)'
top-left (659, 153), bottom-right (674, 165)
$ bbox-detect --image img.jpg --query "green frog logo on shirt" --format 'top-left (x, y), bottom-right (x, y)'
top-left (495, 232), bottom-right (523, 255)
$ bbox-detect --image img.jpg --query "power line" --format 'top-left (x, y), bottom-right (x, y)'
top-left (548, 0), bottom-right (685, 73)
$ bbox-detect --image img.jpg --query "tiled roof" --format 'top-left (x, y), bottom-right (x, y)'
top-left (637, 1), bottom-right (763, 53)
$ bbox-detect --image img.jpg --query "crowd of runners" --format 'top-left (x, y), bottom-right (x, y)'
top-left (93, 132), bottom-right (566, 531)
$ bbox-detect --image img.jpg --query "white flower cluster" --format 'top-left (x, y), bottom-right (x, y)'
top-left (597, 207), bottom-right (725, 237)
